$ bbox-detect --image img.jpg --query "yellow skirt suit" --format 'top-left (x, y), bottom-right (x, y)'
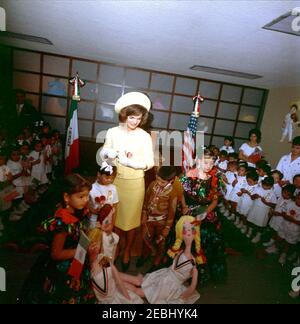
top-left (103, 126), bottom-right (154, 231)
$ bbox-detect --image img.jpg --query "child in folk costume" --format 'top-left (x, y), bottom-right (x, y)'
top-left (89, 162), bottom-right (119, 229)
top-left (264, 184), bottom-right (296, 253)
top-left (137, 166), bottom-right (178, 270)
top-left (237, 170), bottom-right (259, 235)
top-left (139, 215), bottom-right (201, 304)
top-left (247, 176), bottom-right (277, 243)
top-left (19, 174), bottom-right (96, 304)
top-left (88, 204), bottom-right (143, 304)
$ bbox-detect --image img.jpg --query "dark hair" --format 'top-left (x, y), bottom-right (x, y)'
top-left (228, 152), bottom-right (238, 160)
top-left (157, 166), bottom-right (177, 181)
top-left (256, 163), bottom-right (271, 175)
top-left (98, 165), bottom-right (117, 177)
top-left (292, 136), bottom-right (300, 146)
top-left (282, 184), bottom-right (296, 196)
top-left (261, 176), bottom-right (274, 187)
top-left (291, 104), bottom-right (298, 111)
top-left (271, 170), bottom-right (284, 180)
top-left (246, 170), bottom-right (259, 182)
top-left (224, 136), bottom-right (234, 146)
top-left (219, 150), bottom-right (228, 157)
top-left (238, 162), bottom-right (248, 170)
top-left (248, 128), bottom-right (261, 143)
top-left (228, 160), bottom-right (238, 169)
top-left (118, 105), bottom-right (149, 127)
top-left (62, 174), bottom-right (91, 196)
top-left (203, 149), bottom-right (215, 158)
top-left (293, 174), bottom-right (300, 182)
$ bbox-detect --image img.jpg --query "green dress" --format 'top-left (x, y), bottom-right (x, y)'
top-left (19, 208), bottom-right (96, 304)
top-left (180, 167), bottom-right (227, 284)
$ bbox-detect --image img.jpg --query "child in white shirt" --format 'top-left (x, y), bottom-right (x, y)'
top-left (228, 162), bottom-right (248, 226)
top-left (221, 161), bottom-right (238, 217)
top-left (247, 177), bottom-right (277, 243)
top-left (275, 192), bottom-right (300, 265)
top-left (219, 136), bottom-right (235, 154)
top-left (29, 140), bottom-right (48, 186)
top-left (264, 184), bottom-right (295, 253)
top-left (237, 170), bottom-right (259, 235)
top-left (215, 150), bottom-right (228, 173)
top-left (89, 162), bottom-right (119, 229)
top-left (271, 170), bottom-right (284, 201)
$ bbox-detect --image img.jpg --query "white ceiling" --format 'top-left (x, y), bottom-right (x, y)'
top-left (1, 0), bottom-right (300, 89)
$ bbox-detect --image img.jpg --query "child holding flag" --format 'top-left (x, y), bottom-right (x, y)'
top-left (19, 174), bottom-right (96, 304)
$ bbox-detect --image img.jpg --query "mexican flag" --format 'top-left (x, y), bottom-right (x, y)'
top-left (64, 100), bottom-right (79, 174)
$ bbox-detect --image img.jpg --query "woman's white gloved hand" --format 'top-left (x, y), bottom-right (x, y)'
top-left (100, 148), bottom-right (118, 160)
top-left (118, 152), bottom-right (146, 170)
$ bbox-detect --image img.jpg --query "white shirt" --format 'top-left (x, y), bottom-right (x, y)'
top-left (7, 160), bottom-right (23, 187)
top-left (276, 153), bottom-right (300, 183)
top-left (239, 143), bottom-right (262, 168)
top-left (89, 182), bottom-right (119, 209)
top-left (215, 159), bottom-right (228, 172)
top-left (220, 145), bottom-right (235, 154)
top-left (0, 165), bottom-right (11, 182)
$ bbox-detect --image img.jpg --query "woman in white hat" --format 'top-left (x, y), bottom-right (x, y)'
top-left (99, 92), bottom-right (155, 271)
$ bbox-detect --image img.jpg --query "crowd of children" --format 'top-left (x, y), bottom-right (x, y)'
top-left (0, 121), bottom-right (63, 236)
top-left (2, 105), bottom-right (299, 303)
top-left (214, 135), bottom-right (300, 299)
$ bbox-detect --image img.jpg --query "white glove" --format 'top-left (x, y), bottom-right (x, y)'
top-left (100, 148), bottom-right (118, 161)
top-left (118, 153), bottom-right (146, 170)
top-left (196, 212), bottom-right (207, 221)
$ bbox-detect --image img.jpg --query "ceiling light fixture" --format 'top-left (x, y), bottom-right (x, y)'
top-left (190, 65), bottom-right (262, 79)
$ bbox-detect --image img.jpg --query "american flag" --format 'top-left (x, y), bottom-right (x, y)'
top-left (182, 94), bottom-right (204, 172)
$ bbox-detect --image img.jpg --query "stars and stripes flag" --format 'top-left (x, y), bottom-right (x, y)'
top-left (182, 94), bottom-right (204, 172)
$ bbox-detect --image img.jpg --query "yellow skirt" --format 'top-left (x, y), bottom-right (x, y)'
top-left (113, 176), bottom-right (145, 231)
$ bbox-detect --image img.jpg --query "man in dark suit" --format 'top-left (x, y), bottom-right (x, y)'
top-left (14, 89), bottom-right (42, 132)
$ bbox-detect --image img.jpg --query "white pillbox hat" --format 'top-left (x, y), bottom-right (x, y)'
top-left (114, 92), bottom-right (151, 114)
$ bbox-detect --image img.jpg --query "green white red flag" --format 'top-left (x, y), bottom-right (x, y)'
top-left (64, 100), bottom-right (79, 174)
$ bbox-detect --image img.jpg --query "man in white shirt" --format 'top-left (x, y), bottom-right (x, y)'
top-left (276, 136), bottom-right (300, 184)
